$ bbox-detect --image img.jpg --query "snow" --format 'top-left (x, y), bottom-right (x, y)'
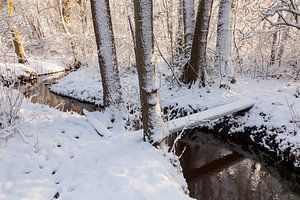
top-left (183, 0), bottom-right (194, 48)
top-left (134, 0), bottom-right (169, 142)
top-left (50, 64), bottom-right (300, 166)
top-left (91, 0), bottom-right (123, 107)
top-left (0, 58), bottom-right (70, 80)
top-left (167, 98), bottom-right (255, 134)
top-left (0, 98), bottom-right (191, 200)
top-left (216, 0), bottom-right (234, 81)
top-left (83, 109), bottom-right (113, 137)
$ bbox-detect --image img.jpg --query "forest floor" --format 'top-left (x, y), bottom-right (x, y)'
top-left (0, 59), bottom-right (192, 200)
top-left (50, 64), bottom-right (300, 167)
top-left (1, 59), bottom-right (300, 199)
top-left (0, 93), bottom-right (191, 200)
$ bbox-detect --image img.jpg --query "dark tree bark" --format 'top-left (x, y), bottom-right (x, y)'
top-left (133, 0), bottom-right (168, 143)
top-left (174, 0), bottom-right (185, 62)
top-left (269, 31), bottom-right (278, 67)
top-left (181, 0), bottom-right (213, 86)
top-left (90, 0), bottom-right (123, 108)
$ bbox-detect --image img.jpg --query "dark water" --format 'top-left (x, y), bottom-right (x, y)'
top-left (176, 132), bottom-right (300, 200)
top-left (17, 72), bottom-right (98, 114)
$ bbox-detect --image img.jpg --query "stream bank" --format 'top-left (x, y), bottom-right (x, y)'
top-left (17, 71), bottom-right (99, 115)
top-left (18, 71), bottom-right (300, 199)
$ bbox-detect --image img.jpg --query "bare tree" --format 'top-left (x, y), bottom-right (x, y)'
top-left (8, 0), bottom-right (28, 64)
top-left (181, 0), bottom-right (213, 86)
top-left (11, 27), bottom-right (28, 64)
top-left (182, 0), bottom-right (195, 59)
top-left (90, 0), bottom-right (123, 108)
top-left (277, 26), bottom-right (290, 66)
top-left (216, 0), bottom-right (236, 85)
top-left (264, 0), bottom-right (300, 29)
top-left (133, 0), bottom-right (168, 143)
top-left (269, 30), bottom-right (278, 67)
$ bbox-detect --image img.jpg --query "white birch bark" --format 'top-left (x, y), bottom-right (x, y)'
top-left (216, 0), bottom-right (236, 84)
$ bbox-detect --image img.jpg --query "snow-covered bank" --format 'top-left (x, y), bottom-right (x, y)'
top-left (0, 99), bottom-right (191, 200)
top-left (50, 66), bottom-right (139, 106)
top-left (50, 66), bottom-right (300, 167)
top-left (0, 58), bottom-right (72, 81)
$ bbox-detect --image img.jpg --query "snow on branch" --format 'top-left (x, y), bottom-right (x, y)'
top-left (263, 0), bottom-right (300, 29)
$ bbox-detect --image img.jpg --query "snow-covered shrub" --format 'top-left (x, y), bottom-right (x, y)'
top-left (0, 84), bottom-right (23, 140)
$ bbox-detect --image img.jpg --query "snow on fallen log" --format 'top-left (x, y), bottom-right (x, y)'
top-left (83, 109), bottom-right (112, 137)
top-left (167, 98), bottom-right (255, 134)
top-left (133, 99), bottom-right (255, 142)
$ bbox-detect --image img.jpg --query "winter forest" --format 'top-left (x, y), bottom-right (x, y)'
top-left (0, 0), bottom-right (300, 199)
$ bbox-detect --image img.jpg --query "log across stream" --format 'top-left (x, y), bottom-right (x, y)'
top-left (19, 73), bottom-right (300, 200)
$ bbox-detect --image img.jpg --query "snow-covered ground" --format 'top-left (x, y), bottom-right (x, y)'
top-left (0, 98), bottom-right (191, 200)
top-left (0, 57), bottom-right (72, 80)
top-left (50, 65), bottom-right (300, 167)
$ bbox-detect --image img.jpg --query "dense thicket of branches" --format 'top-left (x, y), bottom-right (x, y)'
top-left (0, 0), bottom-right (299, 139)
top-left (1, 0), bottom-right (298, 80)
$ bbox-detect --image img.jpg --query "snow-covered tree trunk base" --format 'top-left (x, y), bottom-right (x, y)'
top-left (90, 0), bottom-right (123, 108)
top-left (134, 0), bottom-right (169, 144)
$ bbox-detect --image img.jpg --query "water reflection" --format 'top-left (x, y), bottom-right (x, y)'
top-left (177, 132), bottom-right (300, 200)
top-left (17, 73), bottom-right (98, 114)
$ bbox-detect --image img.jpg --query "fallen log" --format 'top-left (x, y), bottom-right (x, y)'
top-left (167, 99), bottom-right (255, 134)
top-left (133, 99), bottom-right (255, 143)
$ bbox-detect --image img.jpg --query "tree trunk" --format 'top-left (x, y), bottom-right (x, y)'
top-left (269, 31), bottom-right (278, 67)
top-left (133, 0), bottom-right (168, 143)
top-left (277, 27), bottom-right (289, 66)
top-left (175, 0), bottom-right (184, 62)
top-left (269, 15), bottom-right (281, 68)
top-left (216, 0), bottom-right (236, 85)
top-left (11, 27), bottom-right (27, 64)
top-left (182, 0), bottom-right (194, 59)
top-left (90, 0), bottom-right (123, 108)
top-left (62, 0), bottom-right (73, 25)
top-left (181, 0), bottom-right (213, 86)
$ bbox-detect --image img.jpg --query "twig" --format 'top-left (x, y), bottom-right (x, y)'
top-left (154, 36), bottom-right (182, 86)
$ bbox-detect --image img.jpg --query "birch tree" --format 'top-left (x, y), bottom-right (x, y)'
top-left (181, 0), bottom-right (213, 86)
top-left (90, 0), bottom-right (123, 108)
top-left (133, 0), bottom-right (168, 143)
top-left (216, 0), bottom-right (236, 85)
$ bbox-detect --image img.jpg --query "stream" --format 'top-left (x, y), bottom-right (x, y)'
top-left (176, 131), bottom-right (300, 200)
top-left (19, 73), bottom-right (299, 200)
top-left (17, 72), bottom-right (99, 114)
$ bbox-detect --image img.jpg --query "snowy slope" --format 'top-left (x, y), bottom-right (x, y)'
top-left (0, 100), bottom-right (191, 200)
